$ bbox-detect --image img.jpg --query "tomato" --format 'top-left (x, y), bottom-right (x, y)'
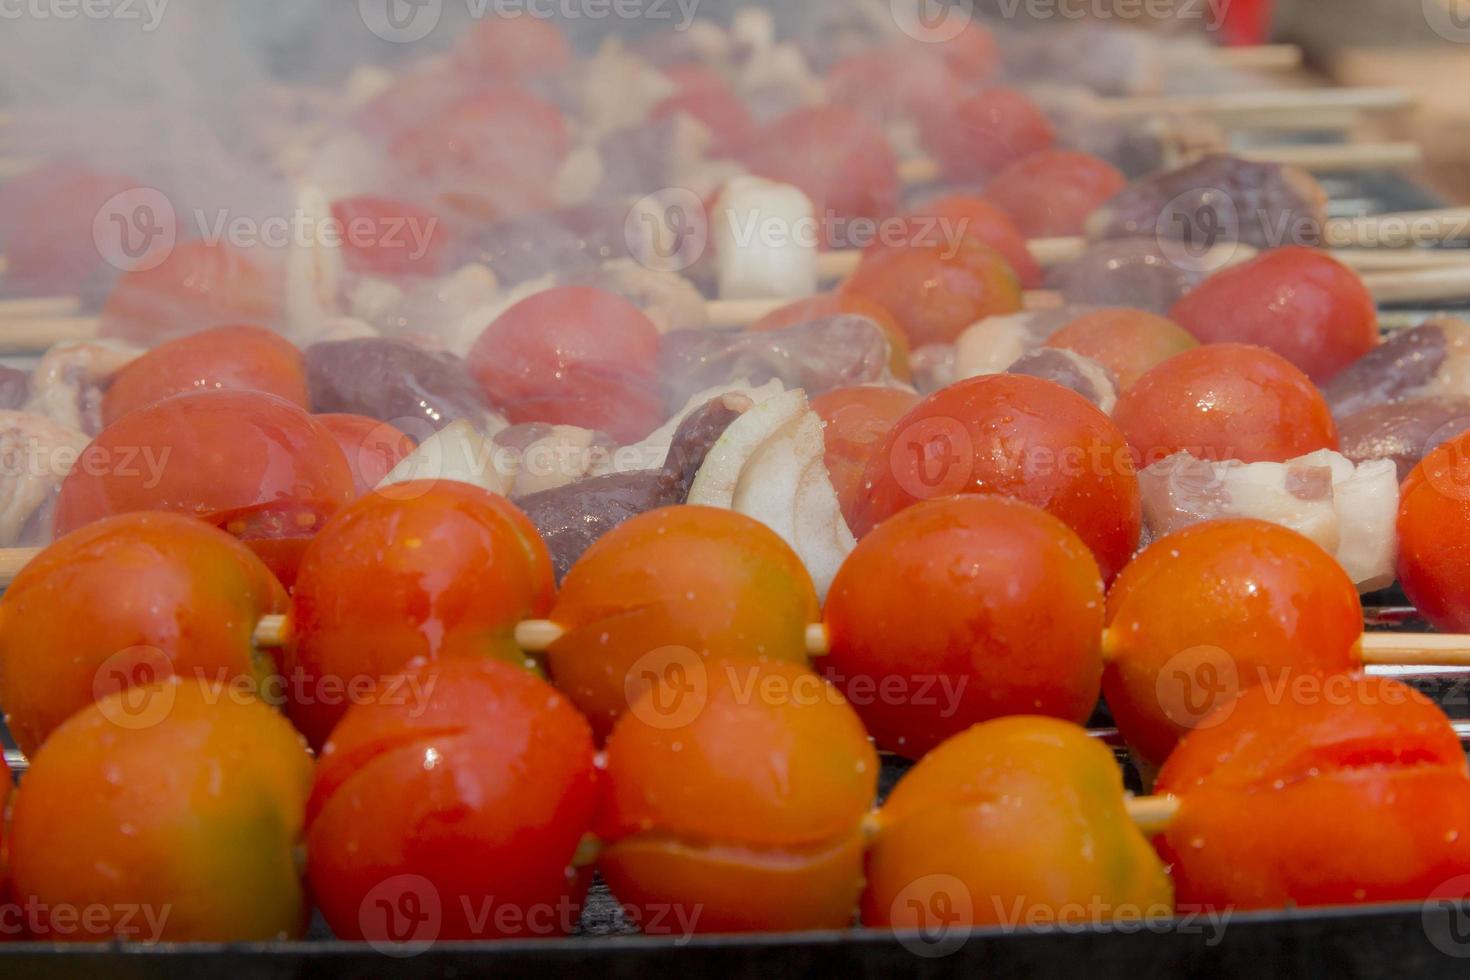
top-left (842, 239), bottom-right (1023, 347)
top-left (450, 15), bottom-right (573, 81)
top-left (932, 21), bottom-right (1002, 87)
top-left (743, 107), bottom-right (900, 243)
top-left (919, 88), bottom-right (1056, 188)
top-left (1156, 676), bottom-right (1470, 911)
top-left (864, 717), bottom-right (1172, 928)
top-left (599, 659), bottom-right (876, 933)
top-left (854, 374), bottom-right (1142, 583)
top-left (314, 414), bottom-right (414, 496)
top-left (650, 65), bottom-right (756, 158)
top-left (1397, 431), bottom-right (1470, 632)
top-left (467, 286), bottom-right (665, 443)
top-left (101, 324), bottom-right (309, 426)
top-left (750, 292), bottom-right (912, 380)
top-left (285, 481), bottom-right (553, 748)
top-left (981, 150), bottom-right (1126, 238)
top-left (824, 497), bottom-right (1104, 758)
top-left (1169, 246), bottom-right (1378, 384)
top-left (1103, 518), bottom-right (1363, 766)
top-left (1044, 308), bottom-right (1199, 391)
top-left (0, 512), bottom-right (287, 756)
top-left (545, 506), bottom-right (819, 739)
top-left (330, 196), bottom-right (450, 280)
top-left (307, 658), bottom-right (596, 942)
top-left (10, 678), bottom-right (313, 941)
top-left (893, 194), bottom-right (1043, 287)
top-left (826, 45), bottom-right (958, 127)
top-left (53, 390), bottom-right (356, 586)
top-left (99, 240), bottom-right (281, 345)
top-left (810, 386), bottom-right (921, 531)
top-left (1112, 343), bottom-right (1338, 466)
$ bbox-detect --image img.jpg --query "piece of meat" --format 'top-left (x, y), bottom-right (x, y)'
top-left (26, 340), bottom-right (142, 436)
top-left (446, 203), bottom-right (630, 287)
top-left (1337, 398), bottom-right (1470, 481)
top-left (0, 411), bottom-right (91, 546)
top-left (659, 316), bottom-right (892, 410)
top-left (304, 338), bottom-right (505, 436)
top-left (1323, 322), bottom-right (1453, 418)
top-left (518, 394), bottom-right (746, 580)
top-left (1047, 237), bottom-right (1222, 315)
top-left (952, 308), bottom-right (1096, 380)
top-left (1087, 154), bottom-right (1329, 252)
top-left (0, 368), bottom-right (30, 411)
top-left (494, 423), bottom-right (617, 499)
top-left (1006, 347), bottom-right (1118, 414)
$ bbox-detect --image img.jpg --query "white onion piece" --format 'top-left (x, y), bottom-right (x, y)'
top-left (283, 184), bottom-right (344, 343)
top-left (596, 379), bottom-right (787, 477)
top-left (687, 389), bottom-right (808, 508)
top-left (511, 426), bottom-right (605, 498)
top-left (713, 176), bottom-right (817, 301)
top-left (377, 420), bottom-right (513, 497)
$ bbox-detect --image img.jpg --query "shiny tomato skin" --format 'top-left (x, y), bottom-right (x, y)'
top-left (10, 679), bottom-right (313, 942)
top-left (307, 658), bottom-right (598, 942)
top-left (895, 194), bottom-right (1043, 287)
top-left (599, 659), bottom-right (877, 933)
top-left (1169, 246), bottom-right (1378, 384)
top-left (842, 239), bottom-right (1024, 348)
top-left (99, 241), bottom-right (281, 346)
top-left (314, 414), bottom-right (414, 496)
top-left (1103, 518), bottom-right (1363, 766)
top-left (1112, 343), bottom-right (1338, 466)
top-left (330, 196), bottom-right (450, 280)
top-left (285, 481), bottom-right (554, 748)
top-left (810, 386), bottom-right (921, 531)
top-left (1397, 431), bottom-right (1470, 632)
top-left (1155, 677), bottom-right (1470, 911)
top-left (467, 286), bottom-right (664, 443)
top-left (101, 324), bottom-right (309, 426)
top-left (920, 88), bottom-right (1056, 187)
top-left (864, 717), bottom-right (1172, 928)
top-left (53, 390), bottom-right (356, 586)
top-left (1044, 308), bottom-right (1199, 391)
top-left (750, 292), bottom-right (912, 380)
top-left (854, 373), bottom-right (1142, 583)
top-left (0, 512), bottom-right (287, 756)
top-left (982, 150), bottom-right (1127, 238)
top-left (824, 497), bottom-right (1105, 758)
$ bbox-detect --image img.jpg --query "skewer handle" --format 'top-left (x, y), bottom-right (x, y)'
top-left (1100, 86), bottom-right (1413, 122)
top-left (0, 316), bottom-right (100, 353)
top-left (1324, 208), bottom-right (1470, 249)
top-left (1364, 267), bottom-right (1470, 304)
top-left (0, 297), bottom-right (83, 318)
top-left (1359, 632), bottom-right (1470, 667)
top-left (1125, 794), bottom-right (1180, 836)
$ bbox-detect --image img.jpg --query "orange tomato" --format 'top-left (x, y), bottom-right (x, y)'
top-left (810, 386), bottom-right (921, 531)
top-left (1398, 431), bottom-right (1470, 632)
top-left (981, 150), bottom-right (1126, 238)
top-left (1044, 308), bottom-right (1199, 391)
top-left (99, 240), bottom-right (281, 346)
top-left (1103, 518), bottom-right (1363, 766)
top-left (314, 414), bottom-right (413, 496)
top-left (842, 239), bottom-right (1023, 347)
top-left (749, 292), bottom-right (912, 380)
top-left (895, 194), bottom-right (1043, 287)
top-left (598, 659), bottom-right (877, 933)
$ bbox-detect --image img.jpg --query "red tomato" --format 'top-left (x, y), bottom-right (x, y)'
top-left (810, 386), bottom-right (920, 530)
top-left (982, 150), bottom-right (1126, 238)
top-left (826, 44), bottom-right (958, 126)
top-left (1104, 519), bottom-right (1363, 765)
top-left (1169, 246), bottom-right (1379, 384)
top-left (885, 194), bottom-right (1042, 287)
top-left (467, 286), bottom-right (665, 443)
top-left (307, 658), bottom-right (598, 942)
top-left (99, 240), bottom-right (281, 345)
top-left (743, 107), bottom-right (900, 243)
top-left (854, 373), bottom-right (1142, 583)
top-left (932, 21), bottom-right (1002, 87)
top-left (53, 390), bottom-right (356, 586)
top-left (825, 497), bottom-right (1105, 758)
top-left (450, 15), bottom-right (573, 81)
top-left (314, 414), bottom-right (414, 495)
top-left (1156, 676), bottom-right (1470, 911)
top-left (1112, 343), bottom-right (1338, 466)
top-left (920, 88), bottom-right (1056, 187)
top-left (1044, 308), bottom-right (1198, 391)
top-left (331, 196), bottom-right (450, 279)
top-left (650, 65), bottom-right (756, 158)
top-left (285, 481), bottom-right (554, 748)
top-left (102, 324), bottom-right (309, 426)
top-left (1397, 431), bottom-right (1470, 632)
top-left (842, 239), bottom-right (1023, 347)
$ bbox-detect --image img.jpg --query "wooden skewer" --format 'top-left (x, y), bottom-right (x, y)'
top-left (0, 297), bottom-right (82, 318)
top-left (0, 316), bottom-right (100, 353)
top-left (1201, 44), bottom-right (1303, 72)
top-left (1097, 86), bottom-right (1414, 122)
top-left (1125, 795), bottom-right (1181, 836)
top-left (1361, 266), bottom-right (1470, 305)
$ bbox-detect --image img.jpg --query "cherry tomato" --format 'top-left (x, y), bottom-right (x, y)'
top-left (0, 512), bottom-right (287, 756)
top-left (331, 196), bottom-right (450, 280)
top-left (982, 150), bottom-right (1126, 238)
top-left (1044, 308), bottom-right (1198, 391)
top-left (920, 88), bottom-right (1056, 188)
top-left (284, 480), bottom-right (553, 748)
top-left (1112, 343), bottom-right (1338, 466)
top-left (1156, 676), bottom-right (1470, 911)
top-left (10, 678), bottom-right (313, 941)
top-left (750, 292), bottom-right (912, 380)
top-left (352, 62), bottom-right (471, 144)
top-left (932, 21), bottom-right (1003, 87)
top-left (467, 286), bottom-right (665, 444)
top-left (826, 44), bottom-right (958, 127)
top-left (1169, 246), bottom-right (1377, 384)
top-left (824, 497), bottom-right (1104, 758)
top-left (810, 386), bottom-right (921, 531)
top-left (854, 373), bottom-right (1142, 583)
top-left (1397, 431), bottom-right (1470, 632)
top-left (1103, 518), bottom-right (1363, 766)
top-left (842, 239), bottom-right (1023, 348)
top-left (450, 14), bottom-right (573, 81)
top-left (864, 717), bottom-right (1172, 928)
top-left (650, 65), bottom-right (757, 158)
top-left (599, 659), bottom-right (876, 933)
top-left (743, 107), bottom-right (900, 243)
top-left (99, 240), bottom-right (281, 345)
top-left (545, 506), bottom-right (819, 739)
top-left (893, 194), bottom-right (1043, 288)
top-left (53, 390), bottom-right (356, 587)
top-left (101, 324), bottom-right (309, 427)
top-left (314, 414), bottom-right (414, 496)
top-left (307, 657), bottom-right (597, 942)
